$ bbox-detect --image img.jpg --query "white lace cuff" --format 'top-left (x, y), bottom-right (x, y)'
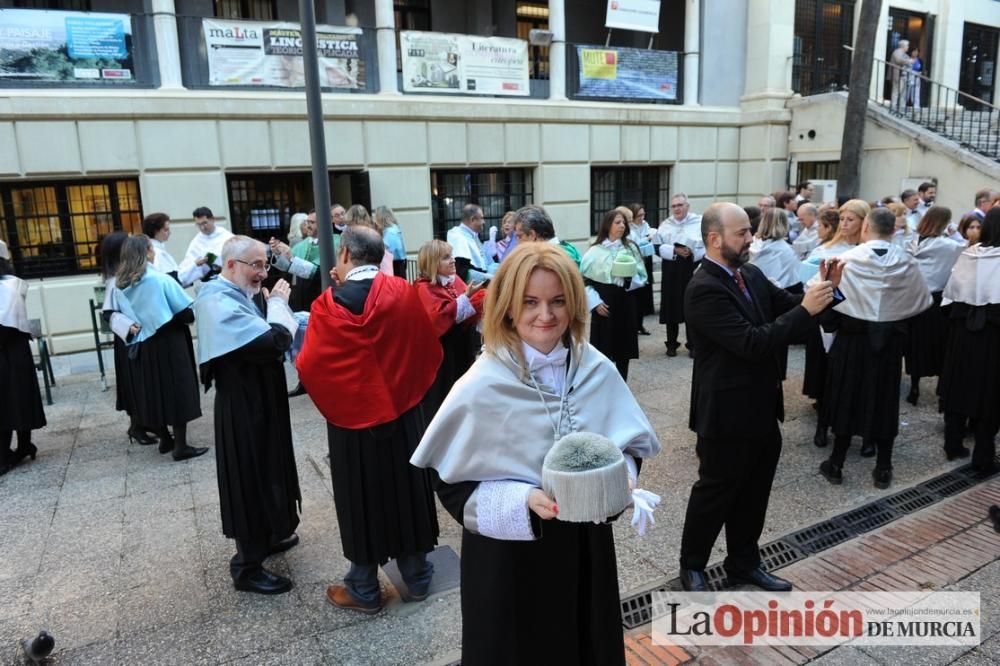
top-left (109, 312), bottom-right (134, 342)
top-left (455, 294), bottom-right (476, 324)
top-left (288, 256), bottom-right (318, 279)
top-left (468, 481), bottom-right (536, 541)
top-left (266, 298), bottom-right (298, 338)
top-left (658, 244), bottom-right (675, 261)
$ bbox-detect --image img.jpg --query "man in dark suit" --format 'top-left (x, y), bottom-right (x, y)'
top-left (679, 202), bottom-right (842, 592)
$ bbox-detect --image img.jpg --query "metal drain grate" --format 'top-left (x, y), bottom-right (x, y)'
top-left (924, 473), bottom-right (974, 498)
top-left (621, 590), bottom-right (656, 629)
top-left (760, 540), bottom-right (808, 571)
top-left (954, 459), bottom-right (1000, 481)
top-left (786, 519), bottom-right (854, 554)
top-left (837, 502), bottom-right (897, 534)
top-left (704, 563), bottom-right (729, 591)
top-left (883, 486), bottom-right (939, 513)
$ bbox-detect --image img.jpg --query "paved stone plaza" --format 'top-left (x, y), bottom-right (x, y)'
top-left (1, 322), bottom-right (997, 665)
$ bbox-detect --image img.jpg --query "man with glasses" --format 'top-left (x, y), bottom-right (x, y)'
top-left (654, 193), bottom-right (704, 356)
top-left (194, 235), bottom-right (302, 595)
top-left (178, 206), bottom-right (233, 287)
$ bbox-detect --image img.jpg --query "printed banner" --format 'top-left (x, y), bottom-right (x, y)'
top-left (401, 31), bottom-right (529, 96)
top-left (575, 44), bottom-right (678, 101)
top-left (0, 8), bottom-right (134, 82)
top-left (203, 19), bottom-right (364, 89)
top-left (605, 0), bottom-right (661, 33)
top-left (652, 591), bottom-right (982, 647)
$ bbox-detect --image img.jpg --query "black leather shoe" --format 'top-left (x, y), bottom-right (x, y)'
top-left (288, 382), bottom-right (307, 398)
top-left (726, 567), bottom-right (793, 592)
top-left (680, 568), bottom-right (709, 591)
top-left (127, 427), bottom-right (157, 446)
top-left (945, 446), bottom-right (970, 461)
top-left (268, 533), bottom-right (300, 556)
top-left (905, 387), bottom-right (919, 406)
top-left (872, 467), bottom-right (892, 489)
top-left (12, 442), bottom-right (37, 464)
top-left (989, 505), bottom-right (1000, 533)
top-left (819, 460), bottom-right (843, 485)
top-left (638, 327), bottom-right (651, 336)
top-left (234, 568), bottom-right (293, 595)
top-left (173, 445), bottom-right (209, 461)
top-left (665, 342), bottom-right (678, 357)
top-left (860, 440), bottom-right (876, 458)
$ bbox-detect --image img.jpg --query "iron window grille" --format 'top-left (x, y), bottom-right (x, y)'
top-left (0, 178), bottom-right (142, 279)
top-left (431, 168), bottom-right (533, 240)
top-left (517, 2), bottom-right (549, 80)
top-left (212, 0), bottom-right (276, 20)
top-left (393, 0), bottom-right (431, 72)
top-left (792, 0), bottom-right (856, 96)
top-left (797, 161), bottom-right (840, 183)
top-left (590, 167), bottom-right (670, 236)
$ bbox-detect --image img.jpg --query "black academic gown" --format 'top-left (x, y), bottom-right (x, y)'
top-left (435, 478), bottom-right (626, 666)
top-left (587, 279), bottom-right (639, 368)
top-left (820, 311), bottom-right (908, 441)
top-left (937, 303), bottom-right (1000, 432)
top-left (200, 320), bottom-right (301, 544)
top-left (905, 290), bottom-right (947, 379)
top-left (326, 279), bottom-right (440, 566)
top-left (659, 254), bottom-right (697, 325)
top-left (0, 325), bottom-right (46, 433)
top-left (126, 310), bottom-right (202, 428)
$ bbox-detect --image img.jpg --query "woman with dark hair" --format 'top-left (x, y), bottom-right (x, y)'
top-left (743, 206), bottom-right (762, 236)
top-left (114, 235), bottom-right (206, 461)
top-left (958, 213), bottom-right (982, 246)
top-left (0, 240), bottom-right (46, 475)
top-left (580, 208), bottom-right (647, 379)
top-left (937, 208), bottom-right (1000, 471)
top-left (627, 202), bottom-right (655, 334)
top-left (100, 232), bottom-right (157, 445)
top-left (904, 206), bottom-right (965, 405)
top-left (141, 212), bottom-right (180, 281)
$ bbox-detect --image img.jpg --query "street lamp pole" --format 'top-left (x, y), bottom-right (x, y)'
top-left (298, 0), bottom-right (334, 289)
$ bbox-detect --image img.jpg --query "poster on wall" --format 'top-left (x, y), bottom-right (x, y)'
top-left (203, 18), bottom-right (365, 88)
top-left (575, 44), bottom-right (678, 101)
top-left (400, 31), bottom-right (529, 96)
top-left (605, 0), bottom-right (661, 33)
top-left (0, 8), bottom-right (134, 82)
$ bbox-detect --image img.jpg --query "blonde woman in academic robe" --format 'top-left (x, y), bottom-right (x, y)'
top-left (411, 243), bottom-right (660, 666)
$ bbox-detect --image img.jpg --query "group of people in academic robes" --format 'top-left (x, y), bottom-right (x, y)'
top-left (0, 240), bottom-right (46, 475)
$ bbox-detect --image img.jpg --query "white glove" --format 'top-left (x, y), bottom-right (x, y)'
top-left (630, 488), bottom-right (661, 536)
top-left (489, 225), bottom-right (498, 241)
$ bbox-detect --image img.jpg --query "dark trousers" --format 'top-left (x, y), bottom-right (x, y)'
top-left (679, 426), bottom-right (781, 573)
top-left (345, 552), bottom-right (433, 605)
top-left (0, 430), bottom-right (30, 451)
top-left (665, 323), bottom-right (680, 349)
top-left (615, 360), bottom-right (629, 381)
top-left (945, 411), bottom-right (998, 469)
top-left (230, 539), bottom-right (269, 580)
top-left (831, 436), bottom-right (893, 470)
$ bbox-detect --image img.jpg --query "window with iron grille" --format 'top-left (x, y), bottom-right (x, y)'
top-left (226, 171), bottom-right (371, 243)
top-left (792, 0), bottom-right (855, 96)
top-left (394, 0), bottom-right (431, 71)
top-left (431, 169), bottom-right (533, 240)
top-left (0, 178), bottom-right (142, 278)
top-left (797, 161), bottom-right (840, 182)
top-left (10, 0), bottom-right (90, 8)
top-left (517, 1), bottom-right (549, 80)
top-left (213, 0), bottom-right (276, 20)
top-left (590, 167), bottom-right (670, 235)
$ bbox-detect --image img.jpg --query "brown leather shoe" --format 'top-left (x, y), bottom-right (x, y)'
top-left (325, 585), bottom-right (381, 615)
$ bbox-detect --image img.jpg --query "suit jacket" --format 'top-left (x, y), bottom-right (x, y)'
top-left (685, 260), bottom-right (813, 440)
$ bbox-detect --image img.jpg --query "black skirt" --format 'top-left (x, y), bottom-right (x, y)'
top-left (327, 405), bottom-right (440, 565)
top-left (905, 291), bottom-right (946, 378)
top-left (802, 323), bottom-right (826, 400)
top-left (821, 318), bottom-right (907, 440)
top-left (459, 520), bottom-right (625, 666)
top-left (659, 255), bottom-right (696, 325)
top-left (126, 319), bottom-right (202, 428)
top-left (588, 280), bottom-right (639, 365)
top-left (422, 324), bottom-right (479, 423)
top-left (937, 303), bottom-right (1000, 430)
top-left (0, 326), bottom-right (46, 432)
top-left (112, 336), bottom-right (135, 415)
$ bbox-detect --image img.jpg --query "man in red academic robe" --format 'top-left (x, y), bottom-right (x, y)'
top-left (296, 225), bottom-right (443, 614)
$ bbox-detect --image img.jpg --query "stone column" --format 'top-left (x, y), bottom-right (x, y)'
top-left (374, 0), bottom-right (398, 94)
top-left (548, 0), bottom-right (566, 100)
top-left (152, 0), bottom-right (184, 89)
top-left (740, 0), bottom-right (794, 110)
top-left (683, 0), bottom-right (700, 105)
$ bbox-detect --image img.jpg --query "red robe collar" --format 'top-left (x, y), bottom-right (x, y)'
top-left (413, 275), bottom-right (485, 338)
top-left (295, 272), bottom-right (443, 428)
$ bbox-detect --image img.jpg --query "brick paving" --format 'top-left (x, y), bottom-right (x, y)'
top-left (626, 476), bottom-right (1000, 665)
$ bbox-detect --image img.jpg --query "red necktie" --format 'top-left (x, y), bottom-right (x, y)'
top-left (733, 269), bottom-right (751, 302)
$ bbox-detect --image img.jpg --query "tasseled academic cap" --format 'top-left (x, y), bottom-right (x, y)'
top-left (542, 432), bottom-right (632, 523)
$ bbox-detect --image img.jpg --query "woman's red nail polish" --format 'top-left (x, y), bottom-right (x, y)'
top-left (553, 504), bottom-right (559, 513)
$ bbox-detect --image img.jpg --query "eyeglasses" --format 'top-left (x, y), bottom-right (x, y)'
top-left (235, 259), bottom-right (270, 272)
top-left (671, 204), bottom-right (686, 209)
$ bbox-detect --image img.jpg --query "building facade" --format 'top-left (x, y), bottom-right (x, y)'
top-left (0, 0), bottom-right (997, 351)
